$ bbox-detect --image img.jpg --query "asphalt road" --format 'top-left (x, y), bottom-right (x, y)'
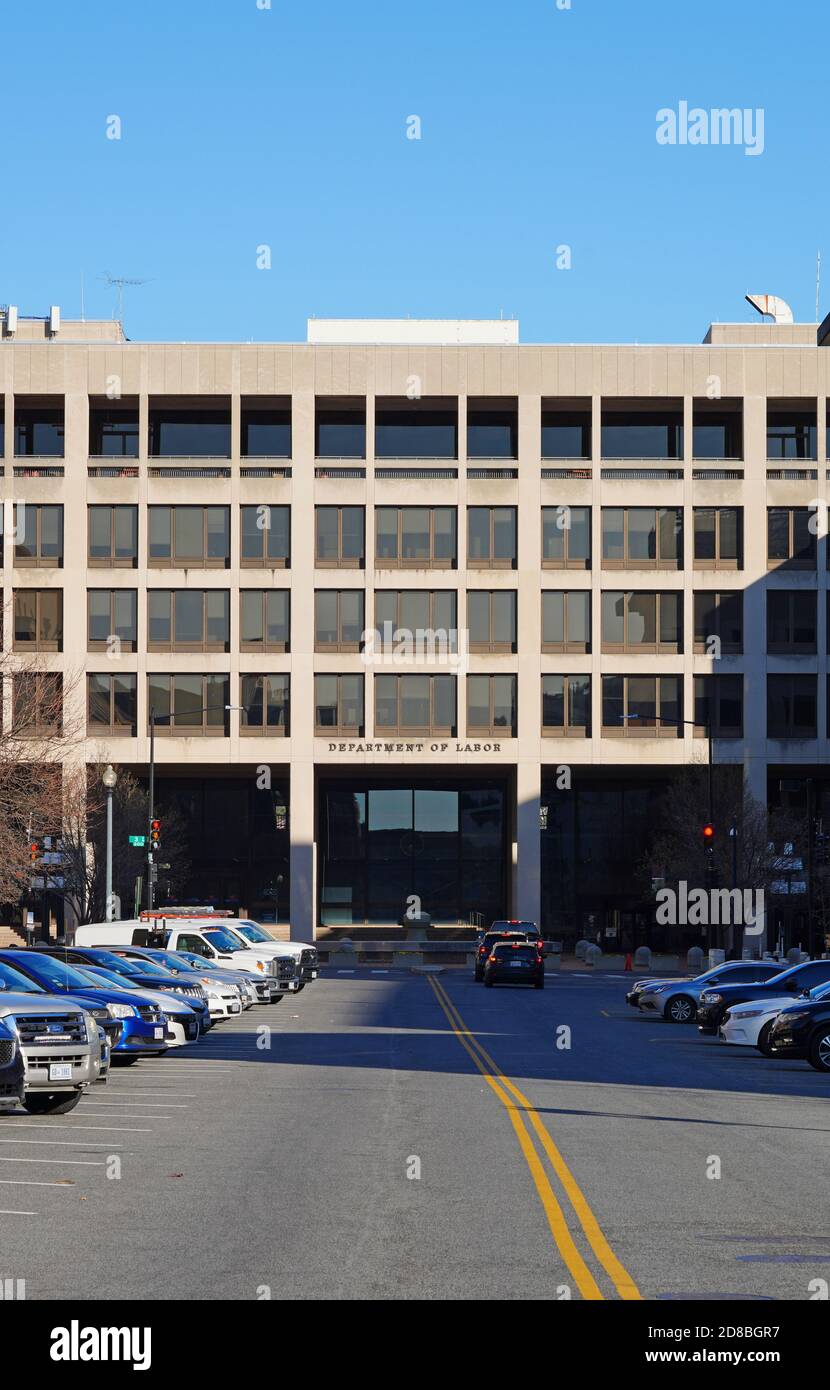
top-left (1, 968), bottom-right (828, 1301)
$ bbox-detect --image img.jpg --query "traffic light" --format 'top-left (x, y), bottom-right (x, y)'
top-left (29, 840), bottom-right (39, 864)
top-left (150, 819), bottom-right (161, 854)
top-left (702, 823), bottom-right (715, 855)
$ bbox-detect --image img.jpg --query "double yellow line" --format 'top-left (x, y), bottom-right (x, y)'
top-left (427, 974), bottom-right (641, 1301)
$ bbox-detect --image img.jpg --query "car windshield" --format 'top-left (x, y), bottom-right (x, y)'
top-left (0, 960), bottom-right (45, 993)
top-left (77, 966), bottom-right (131, 991)
top-left (76, 949), bottom-right (140, 978)
top-left (203, 928), bottom-right (248, 952)
top-left (140, 950), bottom-right (194, 973)
top-left (5, 954), bottom-right (97, 992)
top-left (82, 950), bottom-right (172, 981)
top-left (233, 923), bottom-right (271, 944)
top-left (809, 980), bottom-right (830, 1000)
top-left (180, 954), bottom-right (221, 972)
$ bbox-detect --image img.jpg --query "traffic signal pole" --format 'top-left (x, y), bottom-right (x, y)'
top-left (147, 707), bottom-right (155, 910)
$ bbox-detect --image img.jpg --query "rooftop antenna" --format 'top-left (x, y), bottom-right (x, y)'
top-left (97, 271), bottom-right (149, 325)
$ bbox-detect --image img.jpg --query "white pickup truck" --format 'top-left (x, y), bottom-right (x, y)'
top-left (74, 921), bottom-right (302, 994)
top-left (188, 919), bottom-right (319, 988)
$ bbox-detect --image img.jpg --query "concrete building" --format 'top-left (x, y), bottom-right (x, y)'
top-left (1, 305), bottom-right (829, 948)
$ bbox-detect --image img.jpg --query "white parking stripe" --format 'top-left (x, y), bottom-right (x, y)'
top-left (0, 1157), bottom-right (105, 1166)
top-left (0, 1209), bottom-right (37, 1215)
top-left (0, 1139), bottom-right (123, 1149)
top-left (0, 1179), bottom-right (81, 1188)
top-left (0, 1122), bottom-right (152, 1133)
top-left (76, 1100), bottom-right (189, 1109)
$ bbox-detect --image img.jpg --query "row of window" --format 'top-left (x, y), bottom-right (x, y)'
top-left (8, 585), bottom-right (829, 657)
top-left (6, 397), bottom-right (829, 462)
top-left (48, 671), bottom-right (830, 741)
top-left (6, 504), bottom-right (818, 571)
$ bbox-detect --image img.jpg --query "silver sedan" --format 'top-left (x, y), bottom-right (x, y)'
top-left (627, 960), bottom-right (783, 1023)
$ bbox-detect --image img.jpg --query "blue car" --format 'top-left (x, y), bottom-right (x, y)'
top-left (40, 947), bottom-right (212, 1034)
top-left (0, 952), bottom-right (169, 1065)
top-left (0, 1017), bottom-right (25, 1107)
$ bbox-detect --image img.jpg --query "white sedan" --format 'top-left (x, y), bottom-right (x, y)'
top-left (720, 996), bottom-right (794, 1055)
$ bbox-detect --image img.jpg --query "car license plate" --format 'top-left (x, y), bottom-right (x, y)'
top-left (154, 1026), bottom-right (164, 1039)
top-left (48, 1063), bottom-right (72, 1081)
top-left (510, 961), bottom-right (524, 968)
top-left (231, 1003), bottom-right (241, 1013)
top-left (310, 970), bottom-right (318, 979)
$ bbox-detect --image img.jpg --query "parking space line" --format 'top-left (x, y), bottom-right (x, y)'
top-left (0, 1157), bottom-right (105, 1166)
top-left (0, 1209), bottom-right (37, 1215)
top-left (74, 1100), bottom-right (189, 1109)
top-left (0, 1122), bottom-right (153, 1133)
top-left (0, 1139), bottom-right (123, 1149)
top-left (0, 1179), bottom-right (83, 1188)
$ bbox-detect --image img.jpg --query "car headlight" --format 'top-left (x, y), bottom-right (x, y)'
top-left (702, 993), bottom-right (722, 1004)
top-left (778, 1010), bottom-right (810, 1025)
top-left (734, 1008), bottom-right (765, 1019)
top-left (255, 960), bottom-right (265, 972)
top-left (83, 1011), bottom-right (100, 1041)
top-left (639, 984), bottom-right (663, 995)
top-left (107, 1002), bottom-right (139, 1019)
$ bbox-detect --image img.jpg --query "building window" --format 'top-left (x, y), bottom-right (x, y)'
top-left (14, 401), bottom-right (64, 457)
top-left (14, 505), bottom-right (63, 567)
top-left (314, 674), bottom-right (365, 735)
top-left (467, 507), bottom-right (517, 568)
top-left (89, 403), bottom-right (139, 457)
top-left (601, 591), bottom-right (682, 654)
top-left (315, 398), bottom-right (366, 459)
top-left (240, 590), bottom-right (290, 652)
top-left (601, 508), bottom-right (681, 569)
top-left (12, 673), bottom-right (62, 735)
top-left (692, 400), bottom-right (743, 459)
top-left (375, 674), bottom-right (456, 736)
top-left (767, 403), bottom-right (817, 460)
top-left (315, 506), bottom-right (365, 567)
top-left (88, 590), bottom-right (138, 652)
top-left (768, 591), bottom-right (817, 654)
top-left (147, 674), bottom-right (230, 735)
top-left (87, 673), bottom-right (137, 735)
top-left (693, 592), bottom-right (743, 654)
top-left (314, 590), bottom-right (365, 652)
top-left (467, 590), bottom-right (517, 653)
top-left (148, 591), bottom-right (230, 651)
top-left (767, 675), bottom-right (817, 738)
top-left (541, 675), bottom-right (591, 736)
top-left (541, 401), bottom-right (591, 459)
top-left (467, 675), bottom-right (517, 736)
top-left (542, 506), bottom-right (591, 569)
top-left (241, 399), bottom-right (291, 457)
top-left (375, 507), bottom-right (457, 568)
top-left (602, 675), bottom-right (682, 735)
top-left (149, 404), bottom-right (231, 457)
top-left (375, 398), bottom-right (457, 459)
top-left (13, 589), bottom-right (63, 651)
top-left (601, 403), bottom-right (683, 459)
top-left (240, 674), bottom-right (290, 736)
top-left (466, 400), bottom-right (518, 459)
top-left (240, 504), bottom-right (290, 567)
top-left (88, 505), bottom-right (138, 568)
top-left (373, 591), bottom-right (457, 651)
top-left (767, 508), bottom-right (816, 569)
top-left (693, 507), bottom-right (743, 569)
top-left (148, 506), bottom-right (230, 567)
top-left (694, 675), bottom-right (743, 738)
top-left (542, 591), bottom-right (591, 653)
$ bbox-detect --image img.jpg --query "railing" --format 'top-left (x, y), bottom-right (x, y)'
top-left (542, 466), bottom-right (592, 479)
top-left (149, 466), bottom-right (232, 479)
top-left (692, 468), bottom-right (744, 480)
top-left (13, 464), bottom-right (64, 478)
top-left (241, 466), bottom-right (292, 479)
top-left (375, 467), bottom-right (458, 480)
top-left (88, 464), bottom-right (140, 478)
top-left (600, 467), bottom-right (682, 480)
top-left (767, 468), bottom-right (818, 481)
top-left (467, 467), bottom-right (518, 479)
top-left (315, 466), bottom-right (366, 479)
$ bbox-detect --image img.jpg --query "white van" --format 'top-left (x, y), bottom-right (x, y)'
top-left (74, 921), bottom-right (300, 993)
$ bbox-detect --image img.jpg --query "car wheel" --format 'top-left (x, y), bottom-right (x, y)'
top-left (665, 994), bottom-right (696, 1024)
top-left (756, 1021), bottom-right (776, 1057)
top-left (807, 1028), bottom-right (830, 1073)
top-left (534, 977), bottom-right (544, 989)
top-left (22, 1090), bottom-right (83, 1116)
top-left (296, 983), bottom-right (305, 992)
top-left (112, 1055), bottom-right (141, 1067)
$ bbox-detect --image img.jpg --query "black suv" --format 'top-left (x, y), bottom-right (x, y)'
top-left (474, 931), bottom-right (529, 982)
top-left (697, 959), bottom-right (830, 1035)
top-left (484, 940), bottom-right (545, 990)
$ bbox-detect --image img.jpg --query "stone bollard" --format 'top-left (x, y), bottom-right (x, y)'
top-left (584, 943), bottom-right (602, 968)
top-left (633, 946), bottom-right (652, 970)
top-left (686, 946), bottom-right (705, 975)
top-left (329, 938), bottom-right (357, 969)
top-left (786, 947), bottom-right (802, 966)
top-left (707, 948), bottom-right (726, 969)
top-left (575, 939), bottom-right (590, 961)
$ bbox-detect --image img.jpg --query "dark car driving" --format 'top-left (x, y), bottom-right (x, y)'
top-left (483, 939), bottom-right (545, 989)
top-left (768, 986), bottom-right (830, 1072)
top-left (696, 959), bottom-right (830, 1035)
top-left (474, 930), bottom-right (530, 982)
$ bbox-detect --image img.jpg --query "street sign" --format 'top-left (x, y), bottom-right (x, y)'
top-left (129, 835), bottom-right (146, 847)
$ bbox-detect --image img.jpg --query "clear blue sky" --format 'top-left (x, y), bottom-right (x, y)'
top-left (1, 0), bottom-right (826, 344)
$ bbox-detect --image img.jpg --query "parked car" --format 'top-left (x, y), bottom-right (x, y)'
top-left (110, 948), bottom-right (244, 1021)
top-left (40, 947), bottom-right (212, 1034)
top-left (207, 920), bottom-right (318, 986)
top-left (474, 930), bottom-right (529, 982)
top-left (173, 950), bottom-right (272, 1005)
top-left (697, 959), bottom-right (830, 1035)
top-left (69, 964), bottom-right (201, 1048)
top-left (0, 951), bottom-right (169, 1064)
top-left (628, 960), bottom-right (783, 1024)
top-left (94, 1024), bottom-right (111, 1084)
top-left (0, 970), bottom-right (97, 1115)
top-left (484, 939), bottom-right (545, 989)
top-left (74, 921), bottom-right (300, 993)
top-left (768, 989), bottom-right (830, 1072)
top-left (0, 1017), bottom-right (25, 1109)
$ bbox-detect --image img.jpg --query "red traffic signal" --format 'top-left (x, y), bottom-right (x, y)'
top-left (29, 841), bottom-right (39, 864)
top-left (150, 818), bottom-right (161, 852)
top-left (702, 823), bottom-right (715, 851)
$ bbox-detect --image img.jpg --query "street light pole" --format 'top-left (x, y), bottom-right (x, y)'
top-left (102, 764), bottom-right (118, 922)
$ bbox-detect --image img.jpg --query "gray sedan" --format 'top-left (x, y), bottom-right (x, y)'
top-left (626, 960), bottom-right (783, 1023)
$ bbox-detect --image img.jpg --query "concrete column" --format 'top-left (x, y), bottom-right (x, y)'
top-left (515, 758), bottom-right (541, 923)
top-left (289, 757), bottom-right (315, 942)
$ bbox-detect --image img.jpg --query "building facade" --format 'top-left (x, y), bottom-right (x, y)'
top-left (2, 308), bottom-right (829, 946)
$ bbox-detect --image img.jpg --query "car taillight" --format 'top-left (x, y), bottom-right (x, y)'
top-left (478, 946), bottom-right (486, 956)
top-left (488, 954), bottom-right (497, 963)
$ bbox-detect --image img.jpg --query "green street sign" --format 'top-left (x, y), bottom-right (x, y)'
top-left (128, 835), bottom-right (146, 847)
